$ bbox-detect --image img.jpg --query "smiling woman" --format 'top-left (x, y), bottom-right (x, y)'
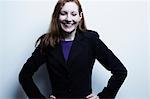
top-left (59, 2), bottom-right (82, 34)
top-left (19, 0), bottom-right (127, 99)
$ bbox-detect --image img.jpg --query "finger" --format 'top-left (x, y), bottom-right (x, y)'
top-left (89, 95), bottom-right (97, 99)
top-left (96, 96), bottom-right (100, 99)
top-left (50, 96), bottom-right (56, 99)
top-left (92, 95), bottom-right (98, 99)
top-left (87, 94), bottom-right (99, 99)
top-left (50, 95), bottom-right (56, 99)
top-left (86, 93), bottom-right (94, 98)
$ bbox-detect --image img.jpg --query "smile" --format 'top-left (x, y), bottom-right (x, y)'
top-left (64, 23), bottom-right (73, 27)
top-left (61, 21), bottom-right (76, 27)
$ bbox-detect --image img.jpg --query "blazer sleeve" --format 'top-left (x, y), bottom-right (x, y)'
top-left (92, 32), bottom-right (127, 98)
top-left (19, 45), bottom-right (47, 98)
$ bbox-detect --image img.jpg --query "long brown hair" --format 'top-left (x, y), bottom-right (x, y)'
top-left (36, 0), bottom-right (87, 52)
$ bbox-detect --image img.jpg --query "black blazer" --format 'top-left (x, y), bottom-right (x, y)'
top-left (19, 30), bottom-right (127, 99)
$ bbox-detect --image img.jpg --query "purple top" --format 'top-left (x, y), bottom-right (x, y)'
top-left (61, 40), bottom-right (73, 61)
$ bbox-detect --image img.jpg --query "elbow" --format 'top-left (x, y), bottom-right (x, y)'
top-left (18, 71), bottom-right (28, 84)
top-left (119, 66), bottom-right (128, 81)
top-left (19, 70), bottom-right (33, 85)
top-left (123, 66), bottom-right (128, 79)
top-left (113, 65), bottom-right (128, 81)
top-left (18, 71), bottom-right (24, 84)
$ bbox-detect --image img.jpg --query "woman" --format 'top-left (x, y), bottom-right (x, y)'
top-left (19, 0), bottom-right (127, 99)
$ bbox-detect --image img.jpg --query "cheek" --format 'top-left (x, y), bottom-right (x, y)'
top-left (73, 16), bottom-right (81, 22)
top-left (59, 16), bottom-right (66, 21)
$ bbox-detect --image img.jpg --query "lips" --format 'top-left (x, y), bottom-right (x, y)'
top-left (59, 20), bottom-right (78, 33)
top-left (64, 23), bottom-right (73, 27)
top-left (61, 21), bottom-right (76, 27)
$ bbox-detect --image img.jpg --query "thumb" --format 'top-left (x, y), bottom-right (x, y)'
top-left (50, 95), bottom-right (56, 99)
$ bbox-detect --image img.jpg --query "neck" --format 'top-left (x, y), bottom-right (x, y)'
top-left (63, 29), bottom-right (76, 41)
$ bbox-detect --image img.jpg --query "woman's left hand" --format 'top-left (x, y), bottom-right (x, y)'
top-left (86, 93), bottom-right (100, 99)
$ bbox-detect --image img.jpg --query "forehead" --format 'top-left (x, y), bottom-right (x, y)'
top-left (61, 2), bottom-right (79, 12)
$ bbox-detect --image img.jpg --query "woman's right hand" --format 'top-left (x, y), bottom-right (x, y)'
top-left (49, 95), bottom-right (56, 99)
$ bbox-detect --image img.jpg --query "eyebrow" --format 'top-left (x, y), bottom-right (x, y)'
top-left (60, 11), bottom-right (78, 13)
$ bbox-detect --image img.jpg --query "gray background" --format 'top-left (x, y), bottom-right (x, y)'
top-left (0, 0), bottom-right (149, 99)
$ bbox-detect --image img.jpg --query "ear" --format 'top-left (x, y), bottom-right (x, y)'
top-left (79, 12), bottom-right (83, 20)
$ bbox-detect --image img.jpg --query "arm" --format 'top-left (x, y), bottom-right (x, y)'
top-left (92, 32), bottom-right (127, 99)
top-left (19, 45), bottom-right (47, 98)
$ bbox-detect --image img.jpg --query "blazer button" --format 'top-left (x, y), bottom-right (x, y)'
top-left (67, 75), bottom-right (71, 79)
top-left (68, 89), bottom-right (71, 93)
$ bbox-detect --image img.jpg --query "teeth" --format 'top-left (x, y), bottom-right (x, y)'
top-left (64, 24), bottom-right (72, 27)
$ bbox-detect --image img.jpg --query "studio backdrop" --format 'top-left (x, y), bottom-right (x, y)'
top-left (0, 0), bottom-right (149, 99)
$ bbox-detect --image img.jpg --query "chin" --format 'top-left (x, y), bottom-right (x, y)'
top-left (64, 29), bottom-right (74, 33)
top-left (62, 27), bottom-right (76, 33)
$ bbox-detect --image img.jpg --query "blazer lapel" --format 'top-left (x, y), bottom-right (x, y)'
top-left (67, 30), bottom-right (84, 67)
top-left (49, 43), bottom-right (66, 67)
top-left (48, 30), bottom-right (85, 71)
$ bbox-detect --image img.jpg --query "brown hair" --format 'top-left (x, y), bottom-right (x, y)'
top-left (36, 0), bottom-right (87, 53)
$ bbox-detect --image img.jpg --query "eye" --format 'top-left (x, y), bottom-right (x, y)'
top-left (72, 12), bottom-right (77, 16)
top-left (60, 11), bottom-right (67, 15)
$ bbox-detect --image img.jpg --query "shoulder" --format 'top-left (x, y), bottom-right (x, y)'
top-left (82, 30), bottom-right (100, 39)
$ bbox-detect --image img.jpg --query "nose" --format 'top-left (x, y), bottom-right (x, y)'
top-left (66, 14), bottom-right (72, 22)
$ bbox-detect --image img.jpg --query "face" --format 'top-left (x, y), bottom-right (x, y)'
top-left (59, 2), bottom-right (82, 33)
